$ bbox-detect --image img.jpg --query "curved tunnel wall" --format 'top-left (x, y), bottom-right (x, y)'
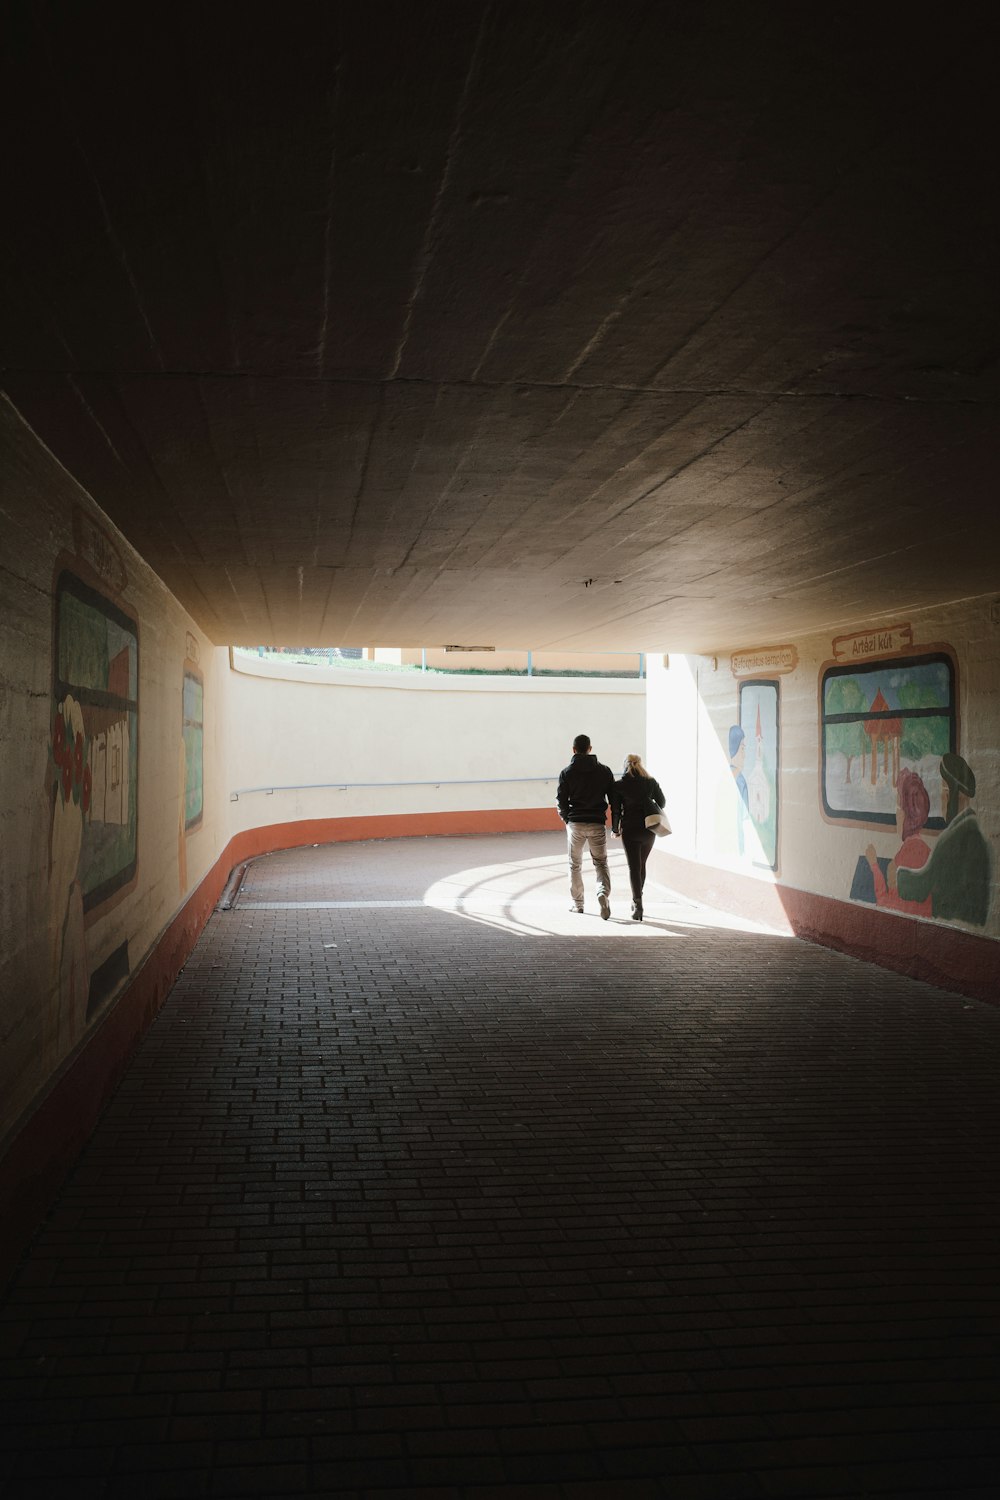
top-left (0, 395), bottom-right (644, 1271)
top-left (224, 651), bottom-right (643, 839)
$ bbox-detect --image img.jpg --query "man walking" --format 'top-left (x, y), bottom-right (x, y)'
top-left (556, 733), bottom-right (618, 918)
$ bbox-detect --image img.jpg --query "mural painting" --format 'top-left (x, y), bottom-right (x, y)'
top-left (47, 570), bottom-right (138, 1046)
top-left (726, 722), bottom-right (750, 858)
top-left (738, 679), bottom-right (779, 871)
top-left (712, 679), bottom-right (780, 870)
top-left (822, 654), bottom-right (955, 826)
top-left (178, 657), bottom-right (203, 894)
top-left (47, 691), bottom-right (89, 1051)
top-left (855, 767), bottom-right (933, 916)
top-left (831, 652), bottom-right (992, 927)
top-left (893, 754), bottom-right (991, 924)
top-left (183, 663), bottom-right (204, 831)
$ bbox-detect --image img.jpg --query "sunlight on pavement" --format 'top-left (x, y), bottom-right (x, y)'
top-left (423, 848), bottom-right (791, 939)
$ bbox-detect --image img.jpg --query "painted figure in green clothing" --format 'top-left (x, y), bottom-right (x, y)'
top-left (892, 753), bottom-right (992, 925)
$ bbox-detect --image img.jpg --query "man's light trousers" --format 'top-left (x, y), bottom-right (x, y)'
top-left (567, 821), bottom-right (611, 909)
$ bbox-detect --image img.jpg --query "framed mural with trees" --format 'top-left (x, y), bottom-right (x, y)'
top-left (820, 652), bottom-right (956, 829)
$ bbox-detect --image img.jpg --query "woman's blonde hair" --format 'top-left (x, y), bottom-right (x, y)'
top-left (623, 753), bottom-right (650, 778)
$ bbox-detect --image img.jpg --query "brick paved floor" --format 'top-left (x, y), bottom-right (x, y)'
top-left (2, 832), bottom-right (999, 1498)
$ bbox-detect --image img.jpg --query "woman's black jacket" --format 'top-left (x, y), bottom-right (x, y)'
top-left (614, 772), bottom-right (665, 838)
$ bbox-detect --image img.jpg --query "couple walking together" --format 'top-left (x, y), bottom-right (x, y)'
top-left (556, 733), bottom-right (666, 922)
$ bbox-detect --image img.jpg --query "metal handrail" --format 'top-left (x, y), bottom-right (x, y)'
top-left (229, 775), bottom-right (556, 802)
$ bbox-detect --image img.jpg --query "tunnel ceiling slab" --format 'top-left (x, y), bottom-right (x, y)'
top-left (2, 6), bottom-right (998, 651)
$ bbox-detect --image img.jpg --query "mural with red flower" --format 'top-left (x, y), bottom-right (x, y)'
top-left (51, 706), bottom-right (92, 811)
top-left (47, 572), bottom-right (138, 1046)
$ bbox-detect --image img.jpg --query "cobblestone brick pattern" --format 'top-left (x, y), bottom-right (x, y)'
top-left (2, 834), bottom-right (998, 1497)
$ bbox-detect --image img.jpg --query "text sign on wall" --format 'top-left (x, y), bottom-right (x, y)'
top-left (731, 644), bottom-right (798, 677)
top-left (832, 623), bottom-right (913, 662)
top-left (72, 507), bottom-right (128, 595)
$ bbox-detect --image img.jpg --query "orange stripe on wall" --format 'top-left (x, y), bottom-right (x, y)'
top-left (229, 806), bottom-right (562, 860)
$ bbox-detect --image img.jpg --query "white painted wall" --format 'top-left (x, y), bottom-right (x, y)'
top-left (225, 653), bottom-right (644, 834)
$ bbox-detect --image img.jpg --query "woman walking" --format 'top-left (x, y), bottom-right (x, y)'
top-left (613, 753), bottom-right (666, 922)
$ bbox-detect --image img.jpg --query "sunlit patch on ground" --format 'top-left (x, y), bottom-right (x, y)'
top-left (422, 843), bottom-right (789, 938)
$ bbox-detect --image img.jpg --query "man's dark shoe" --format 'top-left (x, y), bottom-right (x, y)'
top-left (599, 894), bottom-right (610, 920)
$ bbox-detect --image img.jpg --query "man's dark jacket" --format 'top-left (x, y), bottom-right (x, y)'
top-left (556, 752), bottom-right (618, 825)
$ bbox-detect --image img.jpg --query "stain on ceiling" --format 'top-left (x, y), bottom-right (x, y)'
top-left (2, 3), bottom-right (998, 650)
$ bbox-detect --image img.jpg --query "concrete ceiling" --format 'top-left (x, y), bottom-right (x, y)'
top-left (3, 3), bottom-right (998, 651)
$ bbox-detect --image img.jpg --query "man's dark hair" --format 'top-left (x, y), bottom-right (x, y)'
top-left (572, 733), bottom-right (591, 754)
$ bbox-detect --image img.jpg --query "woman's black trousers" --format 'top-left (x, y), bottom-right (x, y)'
top-left (623, 828), bottom-right (656, 908)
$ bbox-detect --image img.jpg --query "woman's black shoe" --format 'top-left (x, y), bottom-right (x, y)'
top-left (631, 905), bottom-right (643, 922)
